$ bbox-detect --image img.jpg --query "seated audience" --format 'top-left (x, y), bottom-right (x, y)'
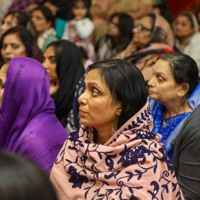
top-left (50, 59), bottom-right (184, 200)
top-left (0, 57), bottom-right (69, 174)
top-left (1, 11), bottom-right (37, 37)
top-left (42, 40), bottom-right (85, 126)
top-left (148, 52), bottom-right (200, 199)
top-left (173, 11), bottom-right (200, 73)
top-left (0, 151), bottom-right (58, 200)
top-left (31, 5), bottom-right (58, 52)
top-left (117, 13), bottom-right (174, 71)
top-left (0, 27), bottom-right (43, 65)
top-left (95, 12), bottom-right (133, 61)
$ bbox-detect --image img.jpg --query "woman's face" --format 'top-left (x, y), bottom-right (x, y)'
top-left (107, 16), bottom-right (120, 38)
top-left (72, 1), bottom-right (88, 21)
top-left (133, 16), bottom-right (153, 49)
top-left (173, 15), bottom-right (195, 38)
top-left (0, 63), bottom-right (9, 107)
top-left (78, 69), bottom-right (121, 132)
top-left (1, 34), bottom-right (27, 61)
top-left (148, 59), bottom-right (182, 105)
top-left (1, 14), bottom-right (18, 35)
top-left (42, 45), bottom-right (58, 86)
top-left (31, 10), bottom-right (51, 35)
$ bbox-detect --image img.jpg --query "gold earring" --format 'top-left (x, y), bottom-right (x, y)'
top-left (178, 92), bottom-right (182, 97)
top-left (117, 108), bottom-right (122, 116)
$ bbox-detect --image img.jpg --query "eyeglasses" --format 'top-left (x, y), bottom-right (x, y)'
top-left (133, 24), bottom-right (152, 32)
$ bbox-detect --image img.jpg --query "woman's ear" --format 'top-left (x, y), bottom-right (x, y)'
top-left (177, 82), bottom-right (189, 97)
top-left (116, 102), bottom-right (122, 116)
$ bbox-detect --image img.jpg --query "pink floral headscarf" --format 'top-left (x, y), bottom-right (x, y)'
top-left (50, 102), bottom-right (184, 200)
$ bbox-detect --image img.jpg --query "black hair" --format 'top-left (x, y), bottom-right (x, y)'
top-left (0, 151), bottom-right (57, 200)
top-left (108, 12), bottom-right (134, 50)
top-left (153, 0), bottom-right (172, 23)
top-left (0, 26), bottom-right (43, 63)
top-left (45, 40), bottom-right (85, 123)
top-left (158, 52), bottom-right (199, 96)
top-left (3, 12), bottom-right (37, 37)
top-left (79, 46), bottom-right (89, 59)
top-left (68, 0), bottom-right (92, 19)
top-left (31, 5), bottom-right (55, 27)
top-left (87, 59), bottom-right (147, 128)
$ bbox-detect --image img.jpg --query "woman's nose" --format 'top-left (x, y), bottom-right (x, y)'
top-left (1, 24), bottom-right (7, 34)
top-left (42, 59), bottom-right (49, 70)
top-left (78, 91), bottom-right (87, 105)
top-left (5, 45), bottom-right (12, 54)
top-left (148, 77), bottom-right (154, 87)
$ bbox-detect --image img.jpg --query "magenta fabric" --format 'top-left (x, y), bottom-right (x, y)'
top-left (8, 0), bottom-right (42, 15)
top-left (0, 57), bottom-right (69, 174)
top-left (50, 102), bottom-right (184, 199)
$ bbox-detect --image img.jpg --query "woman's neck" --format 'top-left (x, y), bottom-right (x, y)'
top-left (163, 98), bottom-right (193, 119)
top-left (176, 34), bottom-right (193, 45)
top-left (96, 128), bottom-right (113, 145)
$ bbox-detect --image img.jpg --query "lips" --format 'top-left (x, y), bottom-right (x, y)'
top-left (79, 109), bottom-right (86, 115)
top-left (148, 89), bottom-right (155, 95)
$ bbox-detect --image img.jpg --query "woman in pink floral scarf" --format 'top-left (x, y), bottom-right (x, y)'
top-left (50, 59), bottom-right (184, 200)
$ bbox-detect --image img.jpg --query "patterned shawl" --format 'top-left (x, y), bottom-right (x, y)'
top-left (50, 102), bottom-right (184, 200)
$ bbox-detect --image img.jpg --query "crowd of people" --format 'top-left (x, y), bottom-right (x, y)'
top-left (0, 0), bottom-right (199, 200)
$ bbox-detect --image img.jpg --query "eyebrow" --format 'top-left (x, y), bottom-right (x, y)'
top-left (86, 81), bottom-right (103, 90)
top-left (154, 70), bottom-right (167, 77)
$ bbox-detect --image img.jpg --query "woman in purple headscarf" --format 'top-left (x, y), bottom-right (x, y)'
top-left (0, 57), bottom-right (69, 175)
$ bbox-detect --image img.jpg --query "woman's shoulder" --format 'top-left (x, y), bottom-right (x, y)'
top-left (182, 105), bottom-right (200, 128)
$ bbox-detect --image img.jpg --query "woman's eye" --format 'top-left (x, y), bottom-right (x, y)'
top-left (50, 58), bottom-right (56, 64)
top-left (157, 76), bottom-right (164, 82)
top-left (2, 44), bottom-right (7, 49)
top-left (12, 44), bottom-right (19, 49)
top-left (91, 88), bottom-right (98, 95)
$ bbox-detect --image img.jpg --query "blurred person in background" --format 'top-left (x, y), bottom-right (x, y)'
top-left (42, 40), bottom-right (85, 126)
top-left (173, 11), bottom-right (200, 74)
top-left (95, 12), bottom-right (133, 61)
top-left (31, 5), bottom-right (58, 52)
top-left (0, 11), bottom-right (37, 37)
top-left (0, 26), bottom-right (43, 65)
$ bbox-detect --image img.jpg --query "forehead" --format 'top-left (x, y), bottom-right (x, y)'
top-left (44, 45), bottom-right (55, 56)
top-left (4, 14), bottom-right (13, 21)
top-left (176, 15), bottom-right (192, 23)
top-left (32, 9), bottom-right (44, 16)
top-left (139, 16), bottom-right (152, 26)
top-left (86, 69), bottom-right (101, 81)
top-left (154, 59), bottom-right (172, 75)
top-left (74, 1), bottom-right (86, 7)
top-left (85, 69), bottom-right (108, 87)
top-left (3, 34), bottom-right (21, 43)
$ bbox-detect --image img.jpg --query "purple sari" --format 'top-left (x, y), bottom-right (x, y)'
top-left (0, 57), bottom-right (69, 174)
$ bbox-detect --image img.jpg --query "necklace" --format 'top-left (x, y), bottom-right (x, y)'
top-left (162, 116), bottom-right (177, 127)
top-left (162, 108), bottom-right (182, 127)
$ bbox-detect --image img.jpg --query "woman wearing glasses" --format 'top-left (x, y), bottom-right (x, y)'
top-left (117, 13), bottom-right (174, 78)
